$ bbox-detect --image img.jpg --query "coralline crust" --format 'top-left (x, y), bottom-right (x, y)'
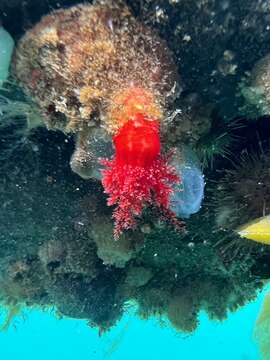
top-left (13, 1), bottom-right (179, 134)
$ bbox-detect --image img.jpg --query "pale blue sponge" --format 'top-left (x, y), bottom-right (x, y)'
top-left (0, 26), bottom-right (14, 86)
top-left (170, 146), bottom-right (205, 218)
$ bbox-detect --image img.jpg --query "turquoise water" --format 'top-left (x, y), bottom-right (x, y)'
top-left (0, 287), bottom-right (267, 360)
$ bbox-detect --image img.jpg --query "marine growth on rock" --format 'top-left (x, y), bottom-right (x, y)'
top-left (13, 1), bottom-right (184, 236)
top-left (2, 0), bottom-right (270, 343)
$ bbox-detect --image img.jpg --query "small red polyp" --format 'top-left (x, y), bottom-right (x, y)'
top-left (101, 113), bottom-right (180, 238)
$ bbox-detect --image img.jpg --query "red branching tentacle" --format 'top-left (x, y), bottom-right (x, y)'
top-left (101, 153), bottom-right (180, 238)
top-left (100, 113), bottom-right (184, 238)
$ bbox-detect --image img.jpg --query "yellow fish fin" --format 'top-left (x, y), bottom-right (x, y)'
top-left (237, 215), bottom-right (270, 245)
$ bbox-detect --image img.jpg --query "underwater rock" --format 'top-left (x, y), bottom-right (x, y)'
top-left (0, 258), bottom-right (48, 305)
top-left (124, 266), bottom-right (153, 288)
top-left (136, 287), bottom-right (171, 319)
top-left (169, 146), bottom-right (205, 218)
top-left (47, 273), bottom-right (123, 329)
top-left (89, 216), bottom-right (136, 268)
top-left (130, 0), bottom-right (270, 119)
top-left (167, 289), bottom-right (200, 333)
top-left (63, 238), bottom-right (99, 278)
top-left (134, 219), bottom-right (263, 326)
top-left (13, 1), bottom-right (179, 135)
top-left (4, 0), bottom-right (270, 123)
top-left (38, 239), bottom-right (66, 274)
top-left (241, 54), bottom-right (270, 117)
top-left (165, 94), bottom-right (212, 148)
top-left (38, 237), bottom-right (99, 278)
top-left (0, 126), bottom-right (264, 333)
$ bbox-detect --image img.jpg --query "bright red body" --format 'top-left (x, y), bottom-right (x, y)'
top-left (101, 113), bottom-right (180, 238)
top-left (113, 114), bottom-right (160, 167)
